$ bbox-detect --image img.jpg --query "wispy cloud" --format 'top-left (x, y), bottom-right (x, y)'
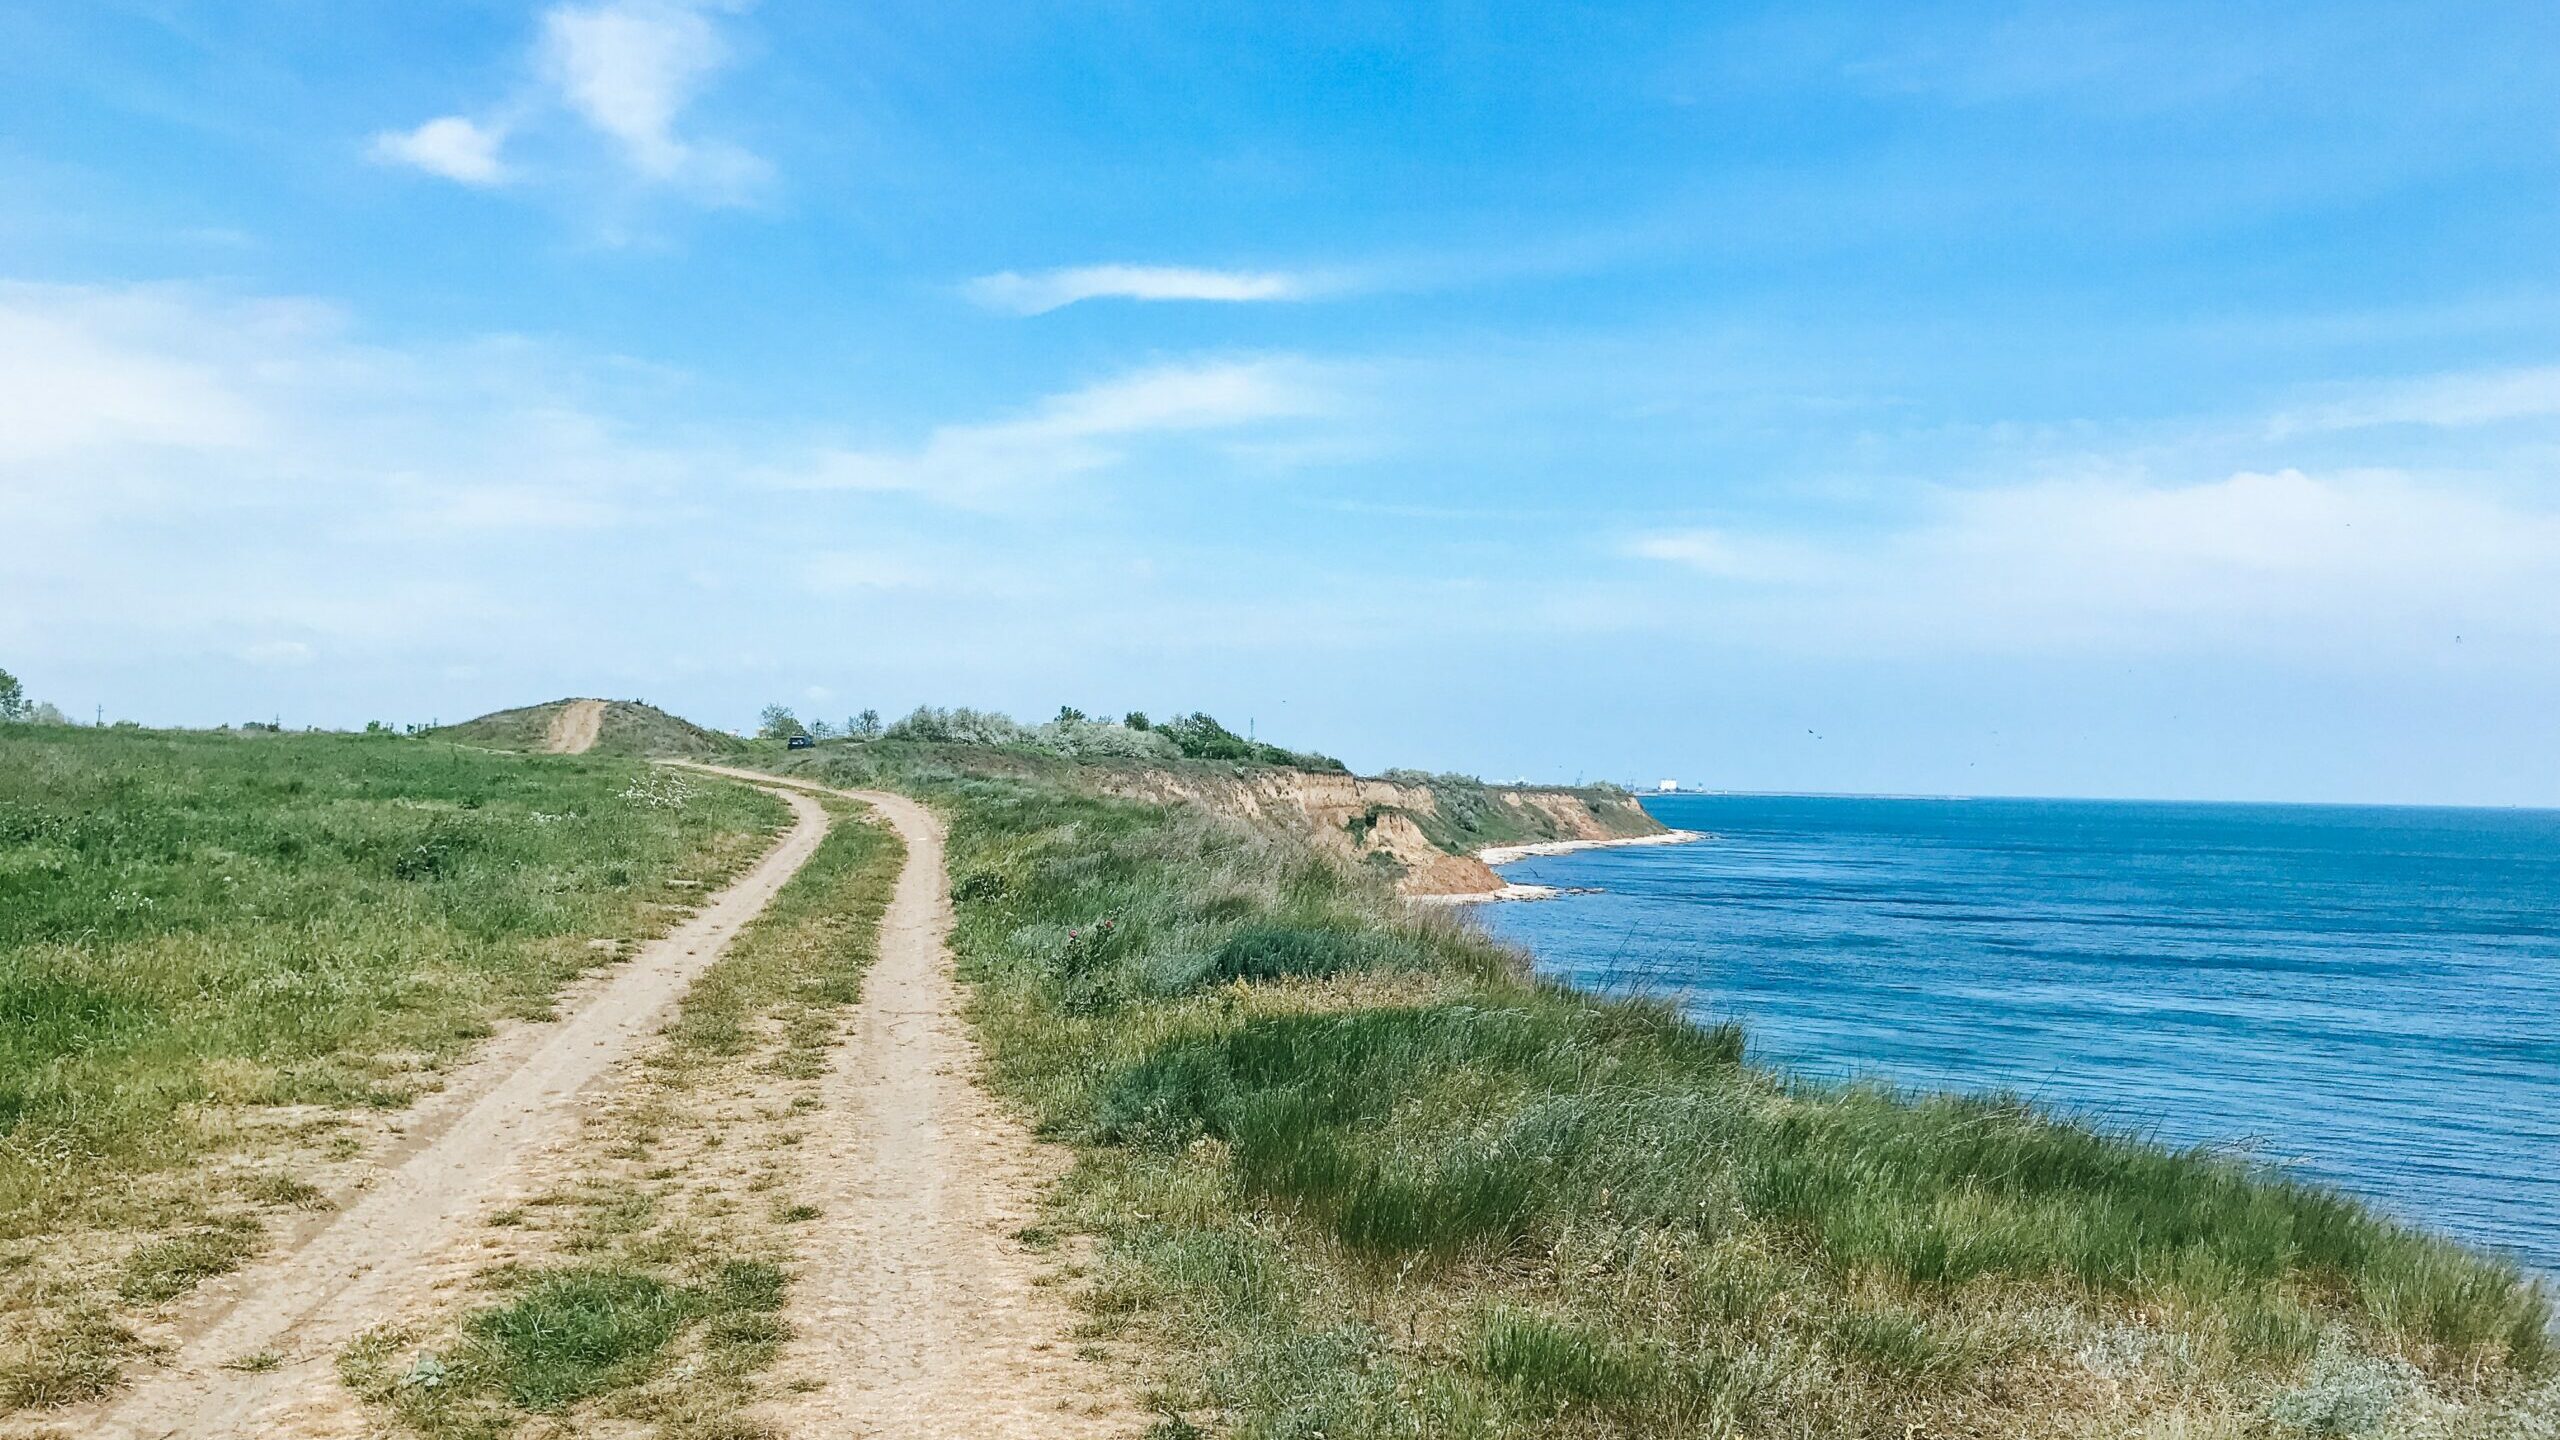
top-left (371, 1), bottom-right (763, 202)
top-left (238, 640), bottom-right (314, 668)
top-left (1623, 529), bottom-right (1844, 585)
top-left (369, 116), bottom-right (512, 186)
top-left (0, 282), bottom-right (266, 467)
top-left (2267, 365), bottom-right (2560, 436)
top-left (540, 0), bottom-right (766, 198)
top-left (1628, 469), bottom-right (2560, 657)
top-left (788, 359), bottom-right (1330, 504)
top-left (965, 264), bottom-right (1316, 315)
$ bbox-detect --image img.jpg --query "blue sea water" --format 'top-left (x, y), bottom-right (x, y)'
top-left (1474, 794), bottom-right (2560, 1275)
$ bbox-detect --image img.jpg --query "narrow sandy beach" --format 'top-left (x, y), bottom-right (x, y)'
top-left (1417, 829), bottom-right (1710, 905)
top-left (1474, 828), bottom-right (1708, 865)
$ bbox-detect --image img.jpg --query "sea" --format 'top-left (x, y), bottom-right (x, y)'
top-left (1473, 793), bottom-right (2560, 1276)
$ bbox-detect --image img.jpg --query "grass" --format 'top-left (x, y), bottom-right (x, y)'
top-left (0, 724), bottom-right (784, 1413)
top-left (348, 796), bottom-right (902, 1439)
top-left (761, 743), bottom-right (2555, 1440)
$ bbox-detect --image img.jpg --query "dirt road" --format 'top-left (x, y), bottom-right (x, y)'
top-left (675, 763), bottom-right (1136, 1438)
top-left (80, 786), bottom-right (833, 1440)
top-left (543, 697), bottom-right (605, 754)
top-left (73, 760), bottom-right (1127, 1438)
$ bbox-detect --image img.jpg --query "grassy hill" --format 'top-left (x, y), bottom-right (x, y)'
top-left (429, 699), bottom-right (747, 758)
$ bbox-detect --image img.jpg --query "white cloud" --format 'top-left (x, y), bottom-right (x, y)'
top-left (540, 0), bottom-right (765, 197)
top-left (1631, 470), bottom-right (2560, 657)
top-left (0, 285), bottom-right (264, 467)
top-left (790, 359), bottom-right (1329, 504)
top-left (2268, 365), bottom-right (2560, 436)
top-left (372, 1), bottom-right (762, 202)
top-left (1623, 529), bottom-right (1843, 584)
top-left (369, 116), bottom-right (511, 185)
top-left (0, 281), bottom-right (691, 673)
top-left (240, 640), bottom-right (314, 668)
top-left (965, 265), bottom-right (1313, 316)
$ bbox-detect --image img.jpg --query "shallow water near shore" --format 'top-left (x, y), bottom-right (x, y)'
top-left (1474, 793), bottom-right (2560, 1275)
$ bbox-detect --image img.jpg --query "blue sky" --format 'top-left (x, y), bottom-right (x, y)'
top-left (5, 1), bottom-right (2559, 803)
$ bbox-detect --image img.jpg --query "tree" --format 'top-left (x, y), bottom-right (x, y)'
top-left (1123, 711), bottom-right (1151, 731)
top-left (757, 703), bottom-right (802, 740)
top-left (849, 708), bottom-right (882, 739)
top-left (1056, 705), bottom-right (1087, 724)
top-left (0, 668), bottom-right (25, 723)
top-left (807, 718), bottom-right (836, 739)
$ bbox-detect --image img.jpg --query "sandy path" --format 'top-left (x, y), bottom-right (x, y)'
top-left (543, 697), bottom-right (606, 754)
top-left (675, 763), bottom-right (1137, 1438)
top-left (78, 785), bottom-right (833, 1440)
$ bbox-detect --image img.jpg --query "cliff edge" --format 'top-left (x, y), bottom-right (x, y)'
top-left (1101, 767), bottom-right (1663, 896)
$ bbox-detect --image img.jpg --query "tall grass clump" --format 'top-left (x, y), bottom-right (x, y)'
top-left (0, 725), bottom-right (783, 1413)
top-left (762, 743), bottom-right (2553, 1439)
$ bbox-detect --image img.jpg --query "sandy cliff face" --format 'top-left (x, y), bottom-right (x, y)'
top-left (1099, 768), bottom-right (1660, 897)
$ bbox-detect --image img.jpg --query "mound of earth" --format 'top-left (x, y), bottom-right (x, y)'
top-left (430, 699), bottom-right (746, 757)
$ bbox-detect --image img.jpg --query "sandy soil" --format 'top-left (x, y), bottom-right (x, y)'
top-left (71, 788), bottom-right (833, 1440)
top-left (674, 763), bottom-right (1138, 1438)
top-left (542, 698), bottom-right (605, 755)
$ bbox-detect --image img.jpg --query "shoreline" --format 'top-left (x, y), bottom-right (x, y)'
top-left (1413, 881), bottom-right (1566, 907)
top-left (1474, 828), bottom-right (1709, 866)
top-left (1413, 828), bottom-right (1710, 906)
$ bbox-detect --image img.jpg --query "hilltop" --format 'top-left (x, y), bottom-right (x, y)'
top-left (428, 698), bottom-right (747, 758)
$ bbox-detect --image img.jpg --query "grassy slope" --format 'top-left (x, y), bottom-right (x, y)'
top-left (0, 726), bottom-right (784, 1411)
top-left (1386, 773), bottom-right (1663, 854)
top-left (348, 799), bottom-right (903, 1439)
top-left (766, 744), bottom-right (2554, 1440)
top-left (770, 735), bottom-right (1660, 858)
top-left (428, 701), bottom-right (747, 758)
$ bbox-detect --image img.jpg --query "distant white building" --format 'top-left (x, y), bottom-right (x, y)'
top-left (1657, 779), bottom-right (1678, 793)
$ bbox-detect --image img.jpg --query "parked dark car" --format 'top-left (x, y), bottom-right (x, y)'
top-left (786, 733), bottom-right (815, 749)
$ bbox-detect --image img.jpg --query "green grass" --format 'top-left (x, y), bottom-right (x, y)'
top-left (0, 724), bottom-right (784, 1412)
top-left (350, 797), bottom-right (902, 1439)
top-left (468, 1267), bottom-right (696, 1410)
top-left (761, 743), bottom-right (2555, 1440)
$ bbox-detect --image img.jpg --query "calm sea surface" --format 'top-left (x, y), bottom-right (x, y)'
top-left (1474, 794), bottom-right (2560, 1274)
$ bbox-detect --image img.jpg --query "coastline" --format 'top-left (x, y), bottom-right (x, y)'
top-left (1414, 828), bottom-right (1710, 905)
top-left (1412, 881), bottom-right (1565, 907)
top-left (1474, 828), bottom-right (1709, 866)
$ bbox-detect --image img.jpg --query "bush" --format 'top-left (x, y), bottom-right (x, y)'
top-left (883, 705), bottom-right (1030, 747)
top-left (1033, 716), bottom-right (1182, 762)
top-left (1157, 712), bottom-right (1347, 772)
